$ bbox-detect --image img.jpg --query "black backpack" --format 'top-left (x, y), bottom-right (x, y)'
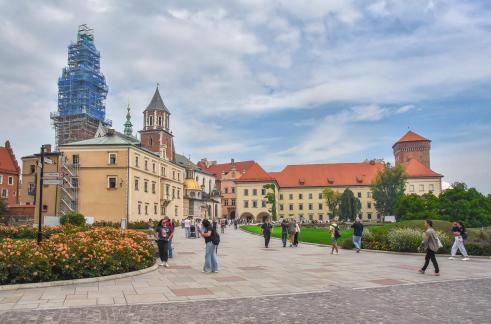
top-left (211, 230), bottom-right (220, 246)
top-left (334, 226), bottom-right (341, 239)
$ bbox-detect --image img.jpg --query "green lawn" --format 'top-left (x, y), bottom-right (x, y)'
top-left (241, 225), bottom-right (352, 245)
top-left (241, 220), bottom-right (478, 247)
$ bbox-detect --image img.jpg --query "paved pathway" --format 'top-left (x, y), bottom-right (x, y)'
top-left (0, 227), bottom-right (490, 315)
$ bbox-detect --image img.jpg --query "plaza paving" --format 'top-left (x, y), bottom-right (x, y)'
top-left (1, 227), bottom-right (491, 322)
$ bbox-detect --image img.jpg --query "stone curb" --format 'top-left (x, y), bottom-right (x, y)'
top-left (0, 263), bottom-right (159, 291)
top-left (239, 227), bottom-right (491, 259)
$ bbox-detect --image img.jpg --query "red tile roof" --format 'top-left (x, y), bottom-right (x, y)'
top-left (395, 131), bottom-right (430, 144)
top-left (204, 160), bottom-right (256, 180)
top-left (271, 162), bottom-right (386, 188)
top-left (236, 163), bottom-right (274, 182)
top-left (402, 159), bottom-right (442, 177)
top-left (0, 142), bottom-right (20, 175)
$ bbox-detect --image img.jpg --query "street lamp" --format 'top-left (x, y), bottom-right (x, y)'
top-left (37, 145), bottom-right (45, 244)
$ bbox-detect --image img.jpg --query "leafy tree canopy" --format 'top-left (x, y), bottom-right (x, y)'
top-left (371, 164), bottom-right (407, 219)
top-left (339, 188), bottom-right (361, 222)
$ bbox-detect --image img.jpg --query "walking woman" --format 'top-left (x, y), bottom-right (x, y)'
top-left (329, 218), bottom-right (340, 254)
top-left (293, 221), bottom-right (300, 247)
top-left (154, 217), bottom-right (173, 267)
top-left (288, 219), bottom-right (296, 247)
top-left (449, 221), bottom-right (470, 261)
top-left (419, 219), bottom-right (440, 276)
top-left (201, 219), bottom-right (219, 273)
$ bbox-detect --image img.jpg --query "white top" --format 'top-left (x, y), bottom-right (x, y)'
top-left (184, 219), bottom-right (191, 228)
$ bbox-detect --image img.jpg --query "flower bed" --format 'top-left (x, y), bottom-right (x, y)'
top-left (0, 226), bottom-right (155, 285)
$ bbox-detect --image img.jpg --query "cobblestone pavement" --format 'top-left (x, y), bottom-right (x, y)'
top-left (1, 277), bottom-right (490, 323)
top-left (0, 227), bottom-right (490, 314)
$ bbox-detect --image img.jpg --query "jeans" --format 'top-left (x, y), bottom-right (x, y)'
top-left (281, 232), bottom-right (288, 247)
top-left (293, 232), bottom-right (299, 246)
top-left (185, 227), bottom-right (190, 238)
top-left (422, 249), bottom-right (439, 273)
top-left (451, 237), bottom-right (468, 257)
top-left (353, 235), bottom-right (362, 250)
top-left (264, 232), bottom-right (271, 248)
top-left (204, 241), bottom-right (219, 272)
top-left (167, 239), bottom-right (173, 258)
top-left (156, 240), bottom-right (169, 262)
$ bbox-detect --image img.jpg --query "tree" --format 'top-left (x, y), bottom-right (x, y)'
top-left (395, 193), bottom-right (439, 220)
top-left (339, 188), bottom-right (361, 222)
top-left (322, 188), bottom-right (341, 219)
top-left (439, 182), bottom-right (491, 227)
top-left (60, 212), bottom-right (86, 226)
top-left (371, 164), bottom-right (407, 221)
top-left (263, 183), bottom-right (277, 221)
top-left (0, 198), bottom-right (8, 225)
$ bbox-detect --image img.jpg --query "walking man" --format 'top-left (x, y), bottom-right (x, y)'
top-left (288, 219), bottom-right (296, 247)
top-left (351, 218), bottom-right (363, 252)
top-left (261, 219), bottom-right (273, 248)
top-left (281, 218), bottom-right (288, 247)
top-left (184, 218), bottom-right (191, 238)
top-left (419, 219), bottom-right (440, 276)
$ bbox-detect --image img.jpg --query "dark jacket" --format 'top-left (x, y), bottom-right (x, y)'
top-left (351, 223), bottom-right (363, 237)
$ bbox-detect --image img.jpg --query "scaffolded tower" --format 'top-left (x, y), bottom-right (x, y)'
top-left (51, 24), bottom-right (111, 147)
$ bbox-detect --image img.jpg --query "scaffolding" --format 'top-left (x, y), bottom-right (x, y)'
top-left (58, 156), bottom-right (79, 215)
top-left (52, 24), bottom-right (111, 148)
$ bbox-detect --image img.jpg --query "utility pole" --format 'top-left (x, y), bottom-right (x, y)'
top-left (37, 145), bottom-right (45, 244)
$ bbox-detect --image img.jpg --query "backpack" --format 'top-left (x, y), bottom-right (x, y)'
top-left (334, 225), bottom-right (341, 239)
top-left (211, 230), bottom-right (220, 246)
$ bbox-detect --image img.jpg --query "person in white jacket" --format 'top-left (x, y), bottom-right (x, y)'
top-left (449, 221), bottom-right (470, 261)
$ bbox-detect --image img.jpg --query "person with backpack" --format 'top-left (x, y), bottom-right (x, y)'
top-left (154, 217), bottom-right (173, 267)
top-left (418, 219), bottom-right (440, 276)
top-left (449, 221), bottom-right (470, 261)
top-left (201, 219), bottom-right (219, 273)
top-left (351, 218), bottom-right (363, 253)
top-left (280, 218), bottom-right (288, 248)
top-left (288, 219), bottom-right (296, 247)
top-left (329, 217), bottom-right (340, 254)
top-left (261, 219), bottom-right (273, 248)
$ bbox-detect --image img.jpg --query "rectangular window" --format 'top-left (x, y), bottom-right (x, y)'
top-left (71, 178), bottom-right (79, 188)
top-left (30, 165), bottom-right (36, 174)
top-left (309, 203), bottom-right (313, 210)
top-left (299, 204), bottom-right (303, 210)
top-left (409, 185), bottom-right (414, 192)
top-left (177, 173), bottom-right (180, 181)
top-left (135, 156), bottom-right (139, 167)
top-left (231, 187), bottom-right (235, 194)
top-left (252, 200), bottom-right (258, 208)
top-left (42, 204), bottom-right (48, 211)
top-left (309, 214), bottom-right (313, 221)
top-left (144, 180), bottom-right (148, 193)
top-left (419, 184), bottom-right (424, 192)
top-left (368, 213), bottom-right (372, 220)
top-left (253, 189), bottom-right (257, 196)
top-left (134, 178), bottom-right (139, 191)
top-left (308, 193), bottom-right (313, 199)
top-left (224, 199), bottom-right (229, 206)
top-left (289, 194), bottom-right (293, 200)
top-left (161, 166), bottom-right (165, 176)
top-left (177, 189), bottom-right (180, 199)
top-left (367, 202), bottom-right (372, 209)
top-left (261, 189), bottom-right (266, 195)
top-left (108, 153), bottom-right (117, 165)
top-left (318, 203), bottom-right (323, 210)
top-left (152, 182), bottom-right (156, 194)
top-left (289, 204), bottom-right (293, 211)
top-left (145, 204), bottom-right (148, 215)
top-left (279, 194), bottom-right (284, 200)
top-left (8, 176), bottom-right (13, 185)
top-left (367, 192), bottom-right (372, 198)
top-left (107, 176), bottom-right (117, 189)
top-left (152, 163), bottom-right (156, 173)
top-left (262, 200), bottom-right (266, 208)
top-left (244, 189), bottom-right (249, 196)
top-left (172, 170), bottom-right (175, 179)
top-left (280, 204), bottom-right (284, 211)
top-left (357, 192), bottom-right (362, 198)
top-left (28, 183), bottom-right (36, 196)
top-left (299, 193), bottom-right (303, 200)
top-left (172, 188), bottom-right (175, 199)
top-left (0, 175), bottom-right (2, 184)
top-left (1, 189), bottom-right (7, 198)
top-left (145, 160), bottom-right (149, 170)
top-left (154, 203), bottom-right (158, 215)
top-left (319, 193), bottom-right (323, 199)
top-left (224, 187), bottom-right (228, 194)
top-left (429, 184), bottom-right (434, 191)
top-left (244, 200), bottom-right (249, 208)
top-left (72, 154), bottom-right (79, 165)
top-left (319, 214), bottom-right (323, 221)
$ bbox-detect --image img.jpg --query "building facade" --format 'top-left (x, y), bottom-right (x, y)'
top-left (0, 141), bottom-right (20, 206)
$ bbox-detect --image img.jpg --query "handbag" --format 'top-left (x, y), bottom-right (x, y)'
top-left (436, 237), bottom-right (443, 249)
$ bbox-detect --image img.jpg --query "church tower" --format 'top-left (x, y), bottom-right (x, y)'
top-left (393, 130), bottom-right (431, 168)
top-left (139, 85), bottom-right (175, 161)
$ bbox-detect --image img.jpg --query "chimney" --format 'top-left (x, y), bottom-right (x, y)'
top-left (231, 158), bottom-right (235, 164)
top-left (4, 140), bottom-right (10, 149)
top-left (44, 144), bottom-right (52, 153)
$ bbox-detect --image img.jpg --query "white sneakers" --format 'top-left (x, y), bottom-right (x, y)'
top-left (448, 257), bottom-right (456, 260)
top-left (448, 256), bottom-right (470, 261)
top-left (158, 261), bottom-right (164, 266)
top-left (158, 261), bottom-right (170, 267)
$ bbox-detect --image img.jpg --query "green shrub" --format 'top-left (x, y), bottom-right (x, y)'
top-left (387, 228), bottom-right (422, 252)
top-left (60, 212), bottom-right (86, 226)
top-left (341, 237), bottom-right (353, 249)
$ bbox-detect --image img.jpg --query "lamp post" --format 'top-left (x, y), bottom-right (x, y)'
top-left (37, 145), bottom-right (45, 244)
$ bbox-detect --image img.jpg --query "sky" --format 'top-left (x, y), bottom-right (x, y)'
top-left (0, 0), bottom-right (490, 194)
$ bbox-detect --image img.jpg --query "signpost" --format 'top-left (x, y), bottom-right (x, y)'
top-left (37, 145), bottom-right (45, 244)
top-left (43, 172), bottom-right (61, 178)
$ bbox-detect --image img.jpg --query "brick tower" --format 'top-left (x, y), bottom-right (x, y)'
top-left (139, 86), bottom-right (175, 161)
top-left (393, 130), bottom-right (431, 168)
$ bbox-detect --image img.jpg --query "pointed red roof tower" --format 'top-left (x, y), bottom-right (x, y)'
top-left (393, 130), bottom-right (431, 168)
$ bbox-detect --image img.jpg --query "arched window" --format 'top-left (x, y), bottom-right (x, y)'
top-left (158, 116), bottom-right (162, 126)
top-left (149, 116), bottom-right (153, 126)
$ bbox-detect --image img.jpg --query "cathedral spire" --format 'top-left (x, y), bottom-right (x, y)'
top-left (123, 101), bottom-right (133, 137)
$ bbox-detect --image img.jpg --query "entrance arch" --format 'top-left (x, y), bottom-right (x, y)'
top-left (240, 212), bottom-right (254, 222)
top-left (256, 212), bottom-right (271, 223)
top-left (229, 210), bottom-right (236, 219)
